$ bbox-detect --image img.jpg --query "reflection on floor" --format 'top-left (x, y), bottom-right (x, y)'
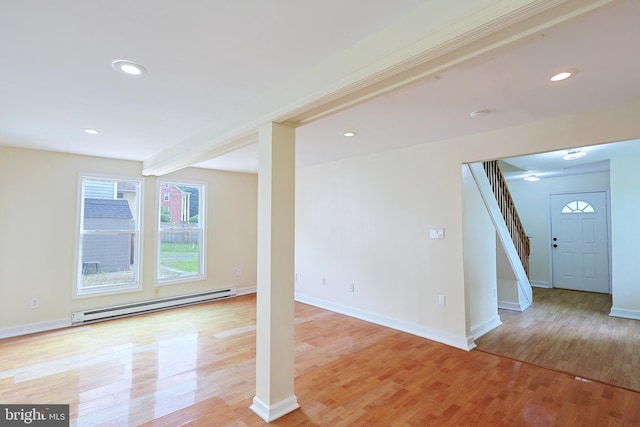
top-left (1, 293), bottom-right (639, 426)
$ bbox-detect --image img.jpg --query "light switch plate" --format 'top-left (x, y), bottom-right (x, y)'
top-left (429, 228), bottom-right (445, 239)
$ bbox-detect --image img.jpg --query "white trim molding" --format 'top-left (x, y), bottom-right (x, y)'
top-left (609, 308), bottom-right (640, 321)
top-left (236, 286), bottom-right (257, 296)
top-left (470, 315), bottom-right (502, 341)
top-left (0, 318), bottom-right (71, 339)
top-left (250, 395), bottom-right (299, 423)
top-left (530, 281), bottom-right (552, 288)
top-left (498, 301), bottom-right (527, 311)
top-left (296, 294), bottom-right (475, 351)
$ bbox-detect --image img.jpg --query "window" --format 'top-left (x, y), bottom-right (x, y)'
top-left (561, 200), bottom-right (595, 214)
top-left (77, 176), bottom-right (142, 296)
top-left (158, 182), bottom-right (205, 283)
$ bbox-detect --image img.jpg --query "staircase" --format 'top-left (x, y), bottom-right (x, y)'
top-left (482, 160), bottom-right (530, 278)
top-left (467, 161), bottom-right (532, 310)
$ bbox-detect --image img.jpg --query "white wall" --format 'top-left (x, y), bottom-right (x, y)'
top-left (462, 165), bottom-right (499, 339)
top-left (295, 100), bottom-right (640, 349)
top-left (0, 147), bottom-right (258, 334)
top-left (506, 172), bottom-right (610, 287)
top-left (610, 156), bottom-right (640, 319)
top-left (496, 240), bottom-right (520, 307)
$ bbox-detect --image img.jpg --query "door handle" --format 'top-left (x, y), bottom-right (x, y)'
top-left (553, 237), bottom-right (558, 241)
top-left (552, 244), bottom-right (558, 248)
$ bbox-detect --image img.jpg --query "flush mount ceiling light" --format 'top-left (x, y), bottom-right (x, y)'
top-left (83, 128), bottom-right (100, 135)
top-left (524, 175), bottom-right (540, 182)
top-left (343, 131), bottom-right (357, 137)
top-left (563, 149), bottom-right (586, 161)
top-left (469, 109), bottom-right (490, 118)
top-left (550, 69), bottom-right (578, 82)
top-left (112, 59), bottom-right (147, 76)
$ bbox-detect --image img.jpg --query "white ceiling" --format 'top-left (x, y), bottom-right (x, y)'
top-left (2, 1), bottom-right (640, 176)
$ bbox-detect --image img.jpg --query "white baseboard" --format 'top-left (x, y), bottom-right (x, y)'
top-left (0, 318), bottom-right (71, 339)
top-left (498, 301), bottom-right (526, 311)
top-left (250, 395), bottom-right (299, 422)
top-left (236, 286), bottom-right (257, 296)
top-left (530, 281), bottom-right (551, 288)
top-left (609, 307), bottom-right (640, 320)
top-left (295, 293), bottom-right (475, 351)
top-left (470, 315), bottom-right (502, 340)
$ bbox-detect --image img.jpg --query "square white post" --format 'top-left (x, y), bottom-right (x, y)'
top-left (250, 122), bottom-right (299, 422)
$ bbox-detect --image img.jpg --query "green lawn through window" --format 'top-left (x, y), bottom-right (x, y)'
top-left (159, 242), bottom-right (200, 277)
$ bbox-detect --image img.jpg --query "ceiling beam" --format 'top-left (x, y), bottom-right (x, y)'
top-left (142, 0), bottom-right (614, 176)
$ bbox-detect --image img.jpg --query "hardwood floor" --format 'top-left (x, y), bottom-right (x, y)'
top-left (476, 287), bottom-right (640, 393)
top-left (1, 293), bottom-right (639, 426)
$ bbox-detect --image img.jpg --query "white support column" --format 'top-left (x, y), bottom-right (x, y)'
top-left (250, 122), bottom-right (299, 422)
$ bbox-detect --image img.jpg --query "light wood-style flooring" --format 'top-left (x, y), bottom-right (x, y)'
top-left (476, 287), bottom-right (640, 393)
top-left (1, 293), bottom-right (639, 426)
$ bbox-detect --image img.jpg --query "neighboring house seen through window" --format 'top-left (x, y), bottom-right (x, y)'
top-left (158, 182), bottom-right (205, 283)
top-left (77, 176), bottom-right (142, 296)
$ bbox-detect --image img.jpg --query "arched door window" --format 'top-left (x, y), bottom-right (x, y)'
top-left (561, 200), bottom-right (595, 214)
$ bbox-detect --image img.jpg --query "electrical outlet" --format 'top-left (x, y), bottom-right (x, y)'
top-left (322, 277), bottom-right (326, 286)
top-left (348, 283), bottom-right (355, 293)
top-left (30, 298), bottom-right (40, 309)
top-left (438, 294), bottom-right (446, 305)
top-left (236, 268), bottom-right (242, 277)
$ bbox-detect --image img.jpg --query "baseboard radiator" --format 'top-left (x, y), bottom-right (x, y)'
top-left (71, 289), bottom-right (235, 325)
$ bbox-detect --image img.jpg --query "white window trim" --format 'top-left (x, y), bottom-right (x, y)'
top-left (73, 173), bottom-right (144, 299)
top-left (156, 180), bottom-right (206, 286)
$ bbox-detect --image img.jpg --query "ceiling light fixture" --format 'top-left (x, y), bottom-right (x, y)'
top-left (343, 131), bottom-right (356, 137)
top-left (524, 175), bottom-right (540, 182)
top-left (83, 128), bottom-right (100, 135)
top-left (563, 149), bottom-right (586, 161)
top-left (469, 109), bottom-right (490, 118)
top-left (550, 69), bottom-right (578, 82)
top-left (112, 59), bottom-right (148, 76)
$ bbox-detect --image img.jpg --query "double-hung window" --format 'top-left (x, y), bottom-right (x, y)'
top-left (76, 175), bottom-right (142, 296)
top-left (157, 182), bottom-right (205, 283)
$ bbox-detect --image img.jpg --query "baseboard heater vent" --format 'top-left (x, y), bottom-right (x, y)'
top-left (71, 289), bottom-right (235, 325)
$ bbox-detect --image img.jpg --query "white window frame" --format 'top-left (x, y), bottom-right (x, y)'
top-left (74, 174), bottom-right (143, 298)
top-left (157, 180), bottom-right (206, 285)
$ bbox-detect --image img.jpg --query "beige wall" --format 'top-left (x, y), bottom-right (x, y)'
top-left (295, 99), bottom-right (640, 349)
top-left (3, 99), bottom-right (640, 341)
top-left (0, 147), bottom-right (257, 331)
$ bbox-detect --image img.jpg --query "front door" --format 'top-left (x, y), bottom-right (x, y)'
top-left (550, 192), bottom-right (610, 293)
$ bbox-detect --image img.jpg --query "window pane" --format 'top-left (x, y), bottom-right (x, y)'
top-left (561, 200), bottom-right (595, 214)
top-left (158, 182), bottom-right (204, 282)
top-left (159, 233), bottom-right (201, 278)
top-left (159, 184), bottom-right (200, 227)
top-left (78, 176), bottom-right (140, 294)
top-left (81, 233), bottom-right (136, 287)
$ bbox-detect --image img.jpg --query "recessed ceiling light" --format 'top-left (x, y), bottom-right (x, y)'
top-left (343, 131), bottom-right (356, 137)
top-left (112, 59), bottom-right (147, 76)
top-left (550, 69), bottom-right (578, 82)
top-left (83, 128), bottom-right (100, 135)
top-left (524, 175), bottom-right (540, 182)
top-left (563, 149), bottom-right (586, 161)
